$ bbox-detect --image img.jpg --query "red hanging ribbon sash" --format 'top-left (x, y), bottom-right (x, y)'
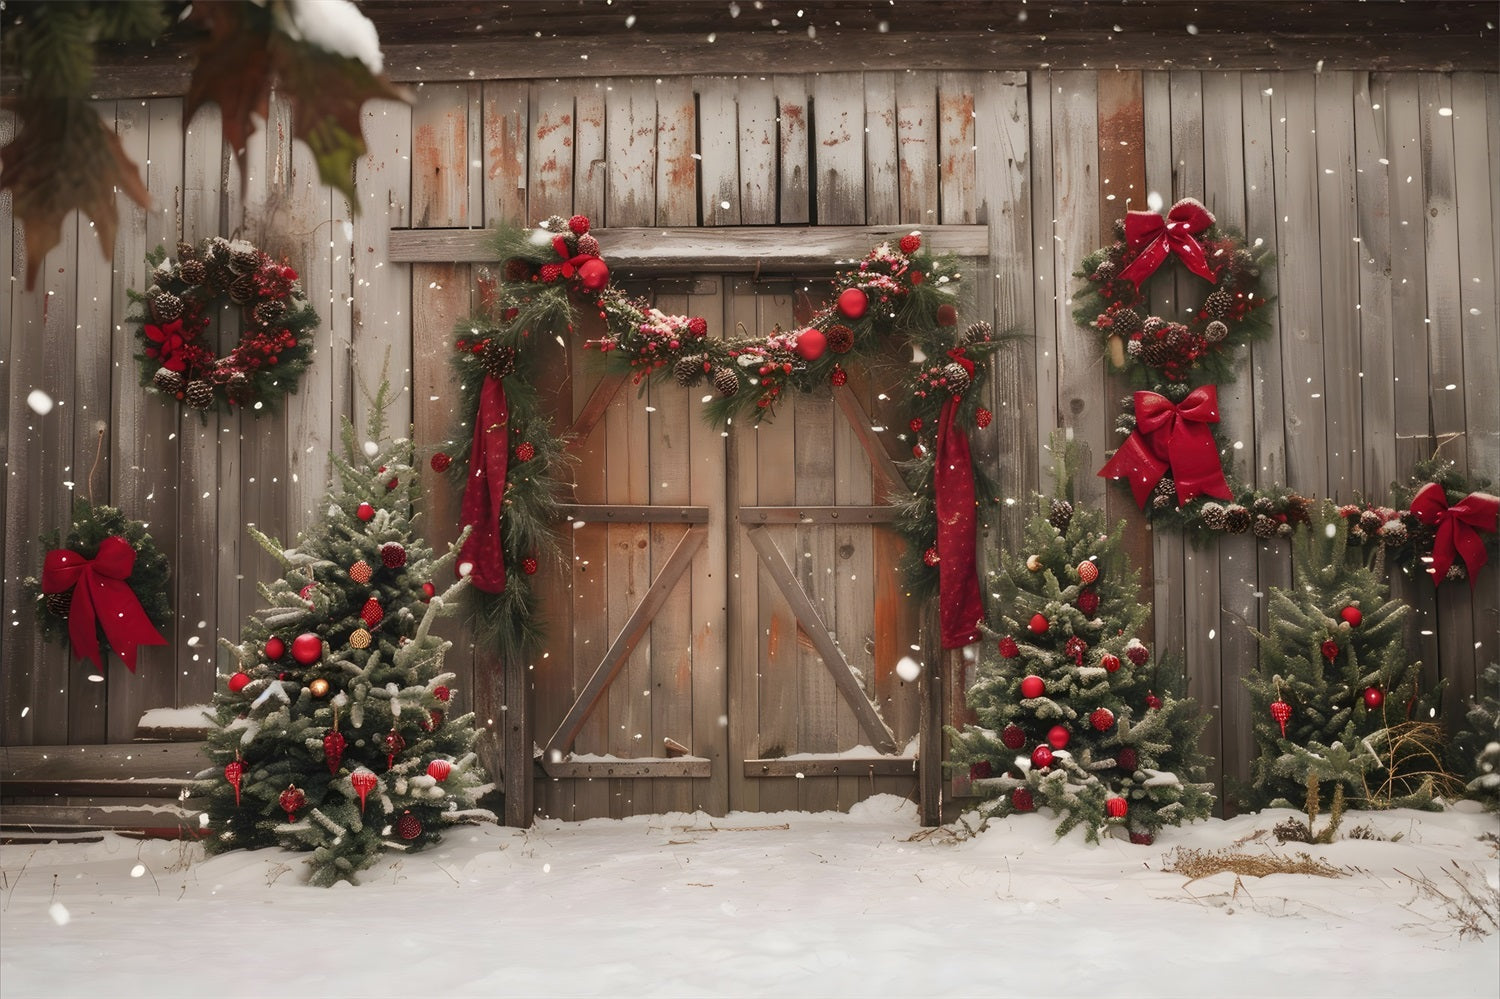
top-left (1117, 199), bottom-right (1219, 288)
top-left (41, 535), bottom-right (167, 672)
top-left (457, 374), bottom-right (511, 594)
top-left (934, 396), bottom-right (983, 649)
top-left (1409, 483), bottom-right (1498, 586)
top-left (1098, 386), bottom-right (1233, 509)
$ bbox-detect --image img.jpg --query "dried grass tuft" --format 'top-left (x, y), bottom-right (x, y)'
top-left (1163, 846), bottom-right (1347, 882)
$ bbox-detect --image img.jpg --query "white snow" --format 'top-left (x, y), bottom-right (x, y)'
top-left (0, 798), bottom-right (1495, 998)
top-left (280, 0), bottom-right (385, 74)
top-left (135, 705), bottom-right (214, 733)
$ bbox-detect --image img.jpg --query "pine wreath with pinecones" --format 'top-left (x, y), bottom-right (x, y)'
top-left (131, 237), bottom-right (319, 416)
top-left (1073, 198), bottom-right (1273, 386)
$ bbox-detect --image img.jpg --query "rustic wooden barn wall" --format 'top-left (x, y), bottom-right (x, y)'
top-left (3, 69), bottom-right (1496, 822)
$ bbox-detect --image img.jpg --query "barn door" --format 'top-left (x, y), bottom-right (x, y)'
top-left (531, 276), bottom-right (924, 821)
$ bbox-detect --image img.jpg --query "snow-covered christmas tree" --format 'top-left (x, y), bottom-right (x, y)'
top-left (1243, 501), bottom-right (1444, 811)
top-left (196, 384), bottom-right (494, 886)
top-left (1455, 662), bottom-right (1499, 810)
top-left (948, 474), bottom-right (1215, 844)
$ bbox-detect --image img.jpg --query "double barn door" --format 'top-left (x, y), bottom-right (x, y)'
top-left (530, 276), bottom-right (926, 820)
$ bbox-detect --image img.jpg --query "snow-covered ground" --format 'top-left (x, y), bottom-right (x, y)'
top-left (1, 796), bottom-right (1495, 998)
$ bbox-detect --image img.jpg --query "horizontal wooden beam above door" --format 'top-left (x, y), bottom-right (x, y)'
top-left (388, 225), bottom-right (989, 271)
top-left (744, 758), bottom-right (917, 778)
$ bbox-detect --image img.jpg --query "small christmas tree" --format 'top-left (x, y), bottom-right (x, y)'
top-left (1455, 663), bottom-right (1500, 810)
top-left (1243, 501), bottom-right (1443, 811)
top-left (949, 480), bottom-right (1215, 844)
top-left (197, 385), bottom-right (494, 886)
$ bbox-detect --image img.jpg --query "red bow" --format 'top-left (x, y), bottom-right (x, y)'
top-left (1117, 199), bottom-right (1219, 288)
top-left (1098, 387), bottom-right (1233, 509)
top-left (1409, 483), bottom-right (1498, 586)
top-left (41, 535), bottom-right (168, 672)
top-left (552, 235), bottom-right (611, 292)
top-left (457, 375), bottom-right (511, 594)
top-left (145, 319), bottom-right (188, 371)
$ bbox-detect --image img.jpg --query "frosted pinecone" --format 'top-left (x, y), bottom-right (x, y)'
top-left (1048, 499), bottom-right (1074, 533)
top-left (1379, 519), bottom-right (1408, 547)
top-left (942, 361), bottom-right (972, 396)
top-left (482, 340), bottom-right (519, 379)
top-left (1253, 514), bottom-right (1280, 539)
top-left (1092, 260), bottom-right (1118, 283)
top-left (184, 380), bottom-right (215, 409)
top-left (1111, 308), bottom-right (1143, 337)
top-left (825, 324), bottom-right (855, 354)
top-left (1140, 336), bottom-right (1173, 367)
top-left (1223, 504), bottom-right (1252, 534)
top-left (711, 366), bottom-right (740, 397)
top-left (1126, 336), bottom-right (1144, 359)
top-left (229, 273), bottom-right (257, 305)
top-left (1252, 496), bottom-right (1276, 515)
top-left (1359, 509), bottom-right (1383, 536)
top-left (252, 299), bottom-right (286, 326)
top-left (153, 367), bottom-right (185, 396)
top-left (151, 292), bottom-right (184, 322)
top-left (1153, 477), bottom-right (1178, 503)
top-left (176, 240), bottom-right (197, 261)
top-left (962, 320), bottom-right (993, 345)
top-left (1203, 320), bottom-right (1229, 343)
top-left (1203, 289), bottom-right (1234, 319)
top-left (180, 259), bottom-right (207, 285)
top-left (229, 243), bottom-right (261, 274)
top-left (46, 590), bottom-right (73, 617)
top-left (673, 353), bottom-right (707, 387)
top-left (1199, 502), bottom-right (1228, 531)
top-left (544, 215), bottom-right (568, 233)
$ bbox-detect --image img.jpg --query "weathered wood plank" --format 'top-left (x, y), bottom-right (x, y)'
top-left (895, 71), bottom-right (938, 225)
top-left (1, 741), bottom-right (209, 780)
top-left (544, 758), bottom-right (710, 779)
top-left (1315, 72), bottom-right (1363, 499)
top-left (656, 79), bottom-right (698, 227)
top-left (387, 224), bottom-right (990, 266)
top-left (481, 81), bottom-right (528, 226)
top-left (737, 506), bottom-right (901, 524)
top-left (736, 76), bottom-right (778, 226)
top-left (572, 84), bottom-right (606, 222)
top-left (745, 526), bottom-right (898, 754)
top-left (528, 83), bottom-right (575, 221)
top-left (745, 757), bottom-right (916, 778)
top-left (607, 78), bottom-right (658, 229)
top-left (939, 72), bottom-right (979, 225)
top-left (831, 385), bottom-right (911, 503)
top-left (696, 77), bottom-right (741, 226)
top-left (1028, 73), bottom-right (1061, 498)
top-left (812, 73), bottom-right (865, 226)
top-left (1352, 75), bottom-right (1398, 500)
top-left (775, 76), bottom-right (810, 224)
top-left (411, 84), bottom-right (476, 228)
top-left (563, 504), bottom-right (709, 524)
top-left (863, 72), bottom-right (899, 226)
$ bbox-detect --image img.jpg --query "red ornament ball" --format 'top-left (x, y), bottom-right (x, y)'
top-left (1047, 725), bottom-right (1070, 750)
top-left (397, 811), bottom-right (422, 841)
top-left (688, 316), bottom-right (709, 338)
top-left (433, 684), bottom-right (452, 702)
top-left (522, 556), bottom-right (539, 575)
top-left (830, 366), bottom-right (848, 387)
top-left (1125, 642), bottom-right (1150, 667)
top-left (1019, 674), bottom-right (1045, 699)
top-left (1001, 724), bottom-right (1026, 750)
top-left (1145, 692), bottom-right (1163, 711)
top-left (291, 632), bottom-right (322, 665)
top-left (1363, 686), bottom-right (1385, 709)
top-left (1030, 745), bottom-right (1054, 769)
top-left (361, 597), bottom-right (384, 628)
top-left (836, 287), bottom-right (869, 320)
top-left (514, 441), bottom-right (536, 463)
top-left (923, 547), bottom-right (941, 567)
top-left (228, 671), bottom-right (251, 693)
top-left (936, 303), bottom-right (958, 327)
top-left (794, 327), bottom-right (827, 361)
top-left (568, 214), bottom-right (591, 235)
top-left (968, 760), bottom-right (992, 781)
top-left (998, 636), bottom-right (1020, 659)
top-left (1077, 588), bottom-right (1100, 616)
top-left (264, 636), bottom-right (285, 661)
top-left (899, 233), bottom-right (921, 255)
top-left (1105, 797), bottom-right (1128, 819)
top-left (1101, 653), bottom-right (1121, 673)
top-left (356, 502), bottom-right (375, 522)
top-left (349, 560), bottom-right (373, 584)
top-left (431, 452), bottom-right (452, 473)
top-left (427, 759), bottom-right (453, 782)
top-left (380, 542), bottom-right (406, 569)
top-left (1027, 613), bottom-right (1049, 635)
top-left (975, 408), bottom-right (992, 429)
top-left (1321, 639), bottom-right (1340, 662)
top-left (576, 257), bottom-right (611, 292)
top-left (1077, 560), bottom-right (1100, 585)
top-left (1010, 787), bottom-right (1035, 812)
top-left (909, 417), bottom-right (924, 433)
top-left (1341, 605), bottom-right (1363, 628)
top-left (422, 581), bottom-right (436, 601)
top-left (1090, 708), bottom-right (1115, 732)
top-left (1116, 747), bottom-right (1138, 771)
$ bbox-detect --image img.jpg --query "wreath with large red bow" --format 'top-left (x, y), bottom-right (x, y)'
top-left (25, 498), bottom-right (172, 672)
top-left (131, 237), bottom-right (319, 415)
top-left (1074, 198), bottom-right (1273, 386)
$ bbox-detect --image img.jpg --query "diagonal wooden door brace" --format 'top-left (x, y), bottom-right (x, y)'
top-left (832, 384), bottom-right (912, 503)
top-left (542, 525), bottom-right (708, 770)
top-left (565, 371), bottom-right (629, 449)
top-left (744, 525), bottom-right (899, 753)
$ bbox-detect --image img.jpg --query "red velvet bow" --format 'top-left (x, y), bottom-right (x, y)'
top-left (1098, 387), bottom-right (1233, 508)
top-left (552, 235), bottom-right (611, 292)
top-left (1117, 199), bottom-right (1219, 288)
top-left (145, 319), bottom-right (188, 371)
top-left (41, 535), bottom-right (167, 672)
top-left (457, 375), bottom-right (511, 594)
top-left (1409, 483), bottom-right (1498, 586)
